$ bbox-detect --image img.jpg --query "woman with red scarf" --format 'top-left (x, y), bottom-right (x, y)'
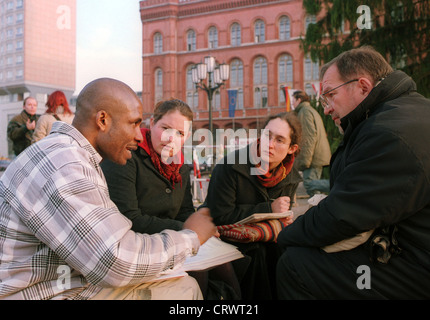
top-left (101, 99), bottom-right (240, 299)
top-left (203, 112), bottom-right (302, 300)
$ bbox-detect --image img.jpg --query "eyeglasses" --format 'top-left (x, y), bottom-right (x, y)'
top-left (319, 79), bottom-right (358, 109)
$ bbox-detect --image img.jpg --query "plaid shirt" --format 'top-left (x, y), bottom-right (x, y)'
top-left (0, 122), bottom-right (200, 300)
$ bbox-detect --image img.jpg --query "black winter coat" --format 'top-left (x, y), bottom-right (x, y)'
top-left (278, 71), bottom-right (430, 270)
top-left (101, 147), bottom-right (195, 234)
top-left (204, 145), bottom-right (302, 226)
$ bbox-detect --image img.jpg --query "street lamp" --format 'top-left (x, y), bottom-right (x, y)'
top-left (192, 55), bottom-right (229, 167)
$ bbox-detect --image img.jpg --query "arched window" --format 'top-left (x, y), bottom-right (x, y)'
top-left (253, 57), bottom-right (268, 108)
top-left (153, 32), bottom-right (163, 54)
top-left (304, 53), bottom-right (320, 98)
top-left (155, 68), bottom-right (163, 103)
top-left (230, 59), bottom-right (244, 109)
top-left (230, 23), bottom-right (241, 46)
top-left (279, 16), bottom-right (291, 40)
top-left (305, 15), bottom-right (317, 32)
top-left (254, 19), bottom-right (265, 43)
top-left (208, 26), bottom-right (218, 49)
top-left (278, 54), bottom-right (294, 105)
top-left (187, 29), bottom-right (196, 51)
top-left (186, 65), bottom-right (198, 110)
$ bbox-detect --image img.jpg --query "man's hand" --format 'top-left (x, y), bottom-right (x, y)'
top-left (26, 119), bottom-right (36, 131)
top-left (183, 208), bottom-right (218, 245)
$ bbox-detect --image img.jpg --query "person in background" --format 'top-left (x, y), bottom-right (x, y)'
top-left (7, 97), bottom-right (39, 156)
top-left (101, 98), bottom-right (240, 299)
top-left (277, 46), bottom-right (430, 299)
top-left (32, 90), bottom-right (75, 143)
top-left (292, 90), bottom-right (331, 197)
top-left (0, 79), bottom-right (217, 300)
top-left (203, 112), bottom-right (302, 299)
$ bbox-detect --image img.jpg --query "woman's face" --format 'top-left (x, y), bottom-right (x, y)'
top-left (262, 118), bottom-right (298, 170)
top-left (150, 110), bottom-right (191, 162)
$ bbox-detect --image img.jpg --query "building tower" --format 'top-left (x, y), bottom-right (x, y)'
top-left (0, 0), bottom-right (76, 157)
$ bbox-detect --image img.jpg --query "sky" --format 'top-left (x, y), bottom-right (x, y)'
top-left (75, 0), bottom-right (143, 95)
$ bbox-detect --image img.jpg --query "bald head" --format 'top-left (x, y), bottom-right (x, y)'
top-left (74, 78), bottom-right (139, 127)
top-left (72, 78), bottom-right (144, 164)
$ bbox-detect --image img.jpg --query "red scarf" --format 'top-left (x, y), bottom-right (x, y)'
top-left (138, 128), bottom-right (183, 188)
top-left (253, 138), bottom-right (295, 188)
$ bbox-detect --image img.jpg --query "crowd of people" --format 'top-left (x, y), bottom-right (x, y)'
top-left (1, 46), bottom-right (430, 300)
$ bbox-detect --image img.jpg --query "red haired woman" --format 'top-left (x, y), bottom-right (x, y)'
top-left (32, 90), bottom-right (75, 143)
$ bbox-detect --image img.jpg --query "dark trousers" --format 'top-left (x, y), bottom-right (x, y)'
top-left (276, 246), bottom-right (430, 299)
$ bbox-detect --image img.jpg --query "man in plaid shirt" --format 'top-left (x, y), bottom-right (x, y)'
top-left (0, 78), bottom-right (217, 300)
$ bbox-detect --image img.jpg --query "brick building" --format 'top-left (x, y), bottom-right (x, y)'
top-left (140, 0), bottom-right (319, 131)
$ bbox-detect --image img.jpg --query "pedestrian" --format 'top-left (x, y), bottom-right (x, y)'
top-left (0, 78), bottom-right (217, 300)
top-left (203, 112), bottom-right (302, 299)
top-left (292, 90), bottom-right (331, 196)
top-left (101, 98), bottom-right (241, 299)
top-left (277, 46), bottom-right (430, 299)
top-left (7, 97), bottom-right (39, 156)
top-left (32, 90), bottom-right (75, 143)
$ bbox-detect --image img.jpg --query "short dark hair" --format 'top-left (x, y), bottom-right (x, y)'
top-left (320, 45), bottom-right (393, 84)
top-left (153, 98), bottom-right (193, 124)
top-left (293, 91), bottom-right (310, 103)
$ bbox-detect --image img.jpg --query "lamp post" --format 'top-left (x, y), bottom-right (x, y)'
top-left (192, 56), bottom-right (230, 167)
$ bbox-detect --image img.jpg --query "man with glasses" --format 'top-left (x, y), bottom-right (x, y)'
top-left (276, 46), bottom-right (430, 299)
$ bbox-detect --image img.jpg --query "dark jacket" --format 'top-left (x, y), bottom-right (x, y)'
top-left (278, 71), bottom-right (430, 268)
top-left (7, 110), bottom-right (39, 156)
top-left (101, 147), bottom-right (195, 234)
top-left (204, 145), bottom-right (302, 226)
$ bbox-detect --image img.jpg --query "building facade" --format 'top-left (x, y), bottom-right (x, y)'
top-left (0, 0), bottom-right (76, 157)
top-left (139, 0), bottom-right (319, 131)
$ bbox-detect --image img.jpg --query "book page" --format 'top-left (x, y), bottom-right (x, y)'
top-left (234, 211), bottom-right (293, 225)
top-left (154, 237), bottom-right (244, 280)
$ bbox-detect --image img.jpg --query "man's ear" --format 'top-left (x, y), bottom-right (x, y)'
top-left (357, 77), bottom-right (374, 97)
top-left (96, 110), bottom-right (110, 132)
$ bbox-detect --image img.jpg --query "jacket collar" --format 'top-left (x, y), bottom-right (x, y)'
top-left (340, 70), bottom-right (416, 134)
top-left (294, 101), bottom-right (311, 113)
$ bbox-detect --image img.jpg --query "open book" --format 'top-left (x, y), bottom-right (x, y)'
top-left (232, 211), bottom-right (294, 225)
top-left (155, 237), bottom-right (244, 281)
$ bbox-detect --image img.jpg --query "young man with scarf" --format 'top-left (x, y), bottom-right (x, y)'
top-left (203, 112), bottom-right (302, 300)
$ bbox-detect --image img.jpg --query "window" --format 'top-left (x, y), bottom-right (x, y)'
top-left (279, 16), bottom-right (291, 40)
top-left (304, 54), bottom-right (320, 98)
top-left (230, 59), bottom-right (244, 109)
top-left (278, 54), bottom-right (294, 105)
top-left (186, 65), bottom-right (198, 110)
top-left (187, 29), bottom-right (196, 51)
top-left (155, 68), bottom-right (163, 103)
top-left (230, 23), bottom-right (241, 46)
top-left (253, 57), bottom-right (268, 108)
top-left (16, 13), bottom-right (23, 23)
top-left (153, 32), bottom-right (163, 54)
top-left (254, 19), bottom-right (265, 43)
top-left (304, 54), bottom-right (319, 81)
top-left (208, 26), bottom-right (218, 49)
top-left (305, 15), bottom-right (317, 32)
